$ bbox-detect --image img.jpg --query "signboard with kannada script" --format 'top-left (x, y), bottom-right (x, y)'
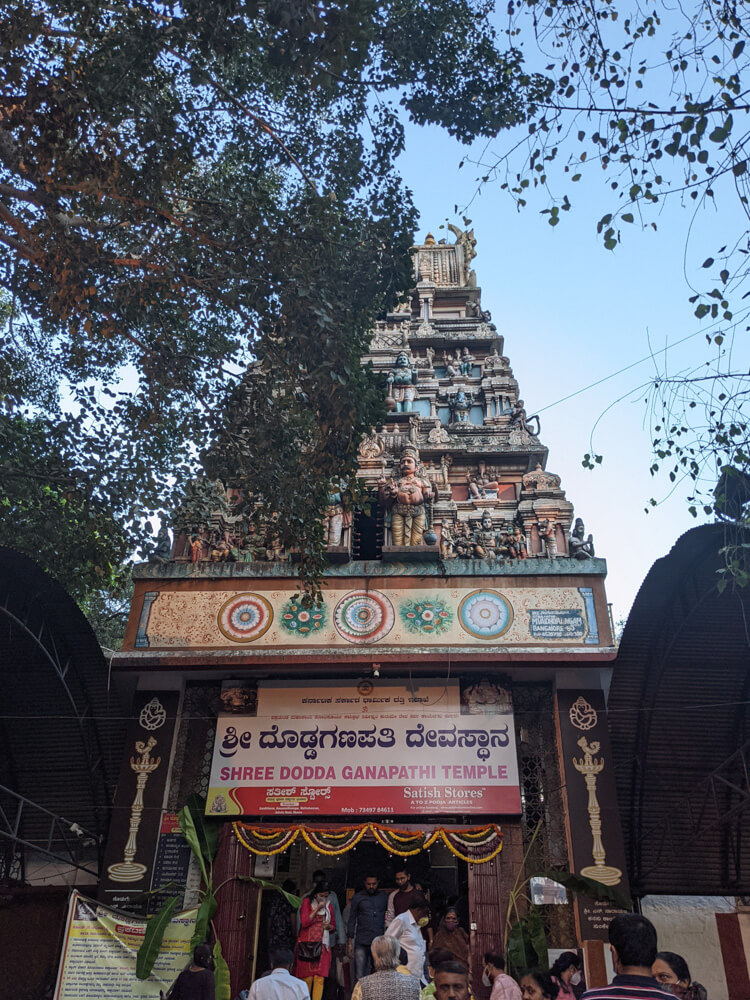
top-left (207, 679), bottom-right (521, 817)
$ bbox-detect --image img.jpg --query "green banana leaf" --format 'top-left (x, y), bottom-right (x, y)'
top-left (178, 794), bottom-right (220, 886)
top-left (506, 904), bottom-right (547, 976)
top-left (541, 870), bottom-right (632, 910)
top-left (236, 874), bottom-right (303, 909)
top-left (191, 889), bottom-right (218, 949)
top-left (135, 895), bottom-right (180, 980)
top-left (213, 939), bottom-right (232, 1000)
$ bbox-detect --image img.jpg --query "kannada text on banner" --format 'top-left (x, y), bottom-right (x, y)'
top-left (54, 890), bottom-right (196, 1000)
top-left (207, 679), bottom-right (521, 816)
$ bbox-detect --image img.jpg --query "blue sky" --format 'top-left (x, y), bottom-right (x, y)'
top-left (396, 119), bottom-right (735, 623)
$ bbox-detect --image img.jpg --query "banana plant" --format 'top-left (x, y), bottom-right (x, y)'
top-left (136, 794), bottom-right (302, 999)
top-left (504, 820), bottom-right (632, 978)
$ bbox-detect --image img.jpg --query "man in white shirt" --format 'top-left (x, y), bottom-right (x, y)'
top-left (247, 949), bottom-right (310, 1000)
top-left (385, 893), bottom-right (430, 984)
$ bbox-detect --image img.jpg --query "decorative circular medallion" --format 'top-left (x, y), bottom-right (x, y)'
top-left (458, 590), bottom-right (513, 640)
top-left (280, 599), bottom-right (327, 636)
top-left (217, 593), bottom-right (273, 643)
top-left (400, 597), bottom-right (453, 635)
top-left (334, 590), bottom-right (394, 645)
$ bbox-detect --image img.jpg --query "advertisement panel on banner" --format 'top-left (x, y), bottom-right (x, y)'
top-left (207, 679), bottom-right (521, 817)
top-left (54, 890), bottom-right (197, 1000)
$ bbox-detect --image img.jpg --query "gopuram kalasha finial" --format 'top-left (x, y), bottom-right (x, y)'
top-left (572, 736), bottom-right (623, 886)
top-left (106, 736), bottom-right (161, 883)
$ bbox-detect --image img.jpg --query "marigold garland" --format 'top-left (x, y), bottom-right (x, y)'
top-left (370, 826), bottom-right (425, 857)
top-left (234, 824), bottom-right (300, 856)
top-left (300, 826), bottom-right (368, 855)
top-left (233, 822), bottom-right (502, 862)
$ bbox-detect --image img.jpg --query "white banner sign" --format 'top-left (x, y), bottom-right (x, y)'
top-left (207, 679), bottom-right (521, 816)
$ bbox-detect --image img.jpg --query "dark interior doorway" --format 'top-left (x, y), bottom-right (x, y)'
top-left (253, 838), bottom-right (467, 979)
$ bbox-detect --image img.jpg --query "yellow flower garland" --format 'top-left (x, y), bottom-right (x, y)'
top-left (232, 822), bottom-right (503, 863)
top-left (233, 823), bottom-right (300, 855)
top-left (300, 826), bottom-right (368, 855)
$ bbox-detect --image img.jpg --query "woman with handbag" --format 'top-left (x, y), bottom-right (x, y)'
top-left (294, 882), bottom-right (335, 1000)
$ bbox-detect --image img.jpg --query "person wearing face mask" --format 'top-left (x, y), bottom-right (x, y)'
top-left (294, 882), bottom-right (336, 1000)
top-left (651, 952), bottom-right (708, 1000)
top-left (386, 893), bottom-right (431, 983)
top-left (347, 874), bottom-right (388, 983)
top-left (550, 952), bottom-right (585, 1000)
top-left (430, 909), bottom-right (470, 971)
top-left (519, 969), bottom-right (559, 1000)
top-left (483, 951), bottom-right (521, 1000)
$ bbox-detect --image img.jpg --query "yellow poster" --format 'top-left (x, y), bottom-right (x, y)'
top-left (54, 890), bottom-right (197, 999)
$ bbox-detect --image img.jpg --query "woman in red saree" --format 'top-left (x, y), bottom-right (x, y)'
top-left (294, 882), bottom-right (335, 1000)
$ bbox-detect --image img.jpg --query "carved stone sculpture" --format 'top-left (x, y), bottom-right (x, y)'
top-left (210, 532), bottom-right (235, 562)
top-left (427, 423), bottom-right (450, 445)
top-left (459, 346), bottom-right (475, 375)
top-left (443, 351), bottom-right (460, 378)
top-left (471, 512), bottom-right (498, 559)
top-left (377, 449), bottom-right (435, 546)
top-left (569, 517), bottom-right (595, 559)
top-left (467, 461), bottom-right (498, 498)
top-left (188, 534), bottom-right (205, 563)
top-left (508, 399), bottom-right (541, 438)
top-left (386, 351), bottom-right (418, 412)
top-left (323, 485), bottom-right (352, 548)
top-left (447, 388), bottom-right (474, 423)
top-left (510, 524), bottom-right (528, 560)
top-left (538, 519), bottom-right (558, 558)
top-left (453, 520), bottom-right (473, 559)
top-left (522, 463), bottom-right (562, 492)
top-left (467, 471), bottom-right (485, 499)
top-left (149, 526), bottom-right (172, 564)
top-left (440, 524), bottom-right (456, 560)
top-left (358, 431), bottom-right (385, 460)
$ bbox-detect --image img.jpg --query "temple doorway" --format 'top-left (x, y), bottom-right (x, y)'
top-left (252, 837), bottom-right (468, 986)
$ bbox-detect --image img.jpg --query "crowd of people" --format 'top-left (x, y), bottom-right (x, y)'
top-left (165, 876), bottom-right (709, 1000)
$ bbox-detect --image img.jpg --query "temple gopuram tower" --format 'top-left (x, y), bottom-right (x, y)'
top-left (109, 229), bottom-right (624, 994)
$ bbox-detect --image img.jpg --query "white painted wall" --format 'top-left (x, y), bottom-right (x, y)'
top-left (641, 895), bottom-right (735, 1000)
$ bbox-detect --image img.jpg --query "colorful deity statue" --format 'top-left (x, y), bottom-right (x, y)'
top-left (448, 388), bottom-right (474, 423)
top-left (323, 483), bottom-right (352, 548)
top-left (378, 449), bottom-right (435, 546)
top-left (509, 524), bottom-right (528, 559)
top-left (471, 512), bottom-right (498, 559)
top-left (459, 346), bottom-right (475, 375)
top-left (386, 351), bottom-right (418, 412)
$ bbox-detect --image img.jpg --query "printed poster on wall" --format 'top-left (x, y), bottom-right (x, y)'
top-left (207, 678), bottom-right (521, 817)
top-left (54, 890), bottom-right (197, 1000)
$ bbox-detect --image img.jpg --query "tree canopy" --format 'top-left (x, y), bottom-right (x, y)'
top-left (475, 1), bottom-right (750, 558)
top-left (1, 0), bottom-right (550, 596)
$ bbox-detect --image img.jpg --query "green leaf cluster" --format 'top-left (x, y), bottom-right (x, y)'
top-left (137, 793), bottom-right (301, 996)
top-left (0, 0), bottom-right (546, 596)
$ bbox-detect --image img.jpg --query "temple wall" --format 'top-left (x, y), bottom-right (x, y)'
top-left (641, 895), bottom-right (735, 1000)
